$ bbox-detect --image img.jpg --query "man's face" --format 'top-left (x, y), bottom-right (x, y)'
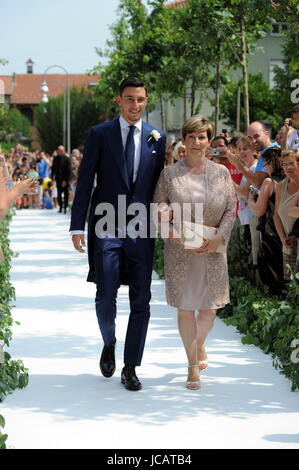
top-left (247, 124), bottom-right (269, 151)
top-left (116, 86), bottom-right (148, 124)
top-left (57, 146), bottom-right (65, 155)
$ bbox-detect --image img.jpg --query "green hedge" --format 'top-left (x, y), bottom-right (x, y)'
top-left (0, 211), bottom-right (29, 449)
top-left (218, 275), bottom-right (299, 392)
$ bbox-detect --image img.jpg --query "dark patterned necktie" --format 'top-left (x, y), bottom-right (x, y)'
top-left (125, 125), bottom-right (135, 187)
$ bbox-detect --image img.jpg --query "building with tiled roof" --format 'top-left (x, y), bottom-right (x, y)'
top-left (0, 59), bottom-right (99, 125)
top-left (165, 0), bottom-right (186, 8)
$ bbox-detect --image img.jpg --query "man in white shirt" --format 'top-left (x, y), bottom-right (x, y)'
top-left (70, 77), bottom-right (166, 391)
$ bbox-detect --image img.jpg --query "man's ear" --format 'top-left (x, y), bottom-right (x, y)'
top-left (114, 95), bottom-right (121, 106)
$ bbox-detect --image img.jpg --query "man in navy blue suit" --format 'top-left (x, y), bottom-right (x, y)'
top-left (70, 77), bottom-right (166, 391)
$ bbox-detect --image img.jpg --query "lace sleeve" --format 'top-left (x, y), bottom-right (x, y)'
top-left (217, 171), bottom-right (237, 243)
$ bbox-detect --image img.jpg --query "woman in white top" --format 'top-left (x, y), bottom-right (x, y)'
top-left (233, 136), bottom-right (258, 225)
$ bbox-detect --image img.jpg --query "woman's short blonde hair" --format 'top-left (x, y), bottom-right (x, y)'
top-left (182, 115), bottom-right (214, 141)
top-left (236, 135), bottom-right (258, 157)
top-left (281, 149), bottom-right (299, 163)
top-left (236, 135), bottom-right (254, 150)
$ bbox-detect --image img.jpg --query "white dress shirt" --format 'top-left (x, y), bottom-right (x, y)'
top-left (71, 115), bottom-right (143, 235)
top-left (287, 129), bottom-right (299, 149)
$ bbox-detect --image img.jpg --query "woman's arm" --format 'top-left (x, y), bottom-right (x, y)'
top-left (153, 169), bottom-right (180, 242)
top-left (216, 169), bottom-right (237, 244)
top-left (248, 178), bottom-right (273, 217)
top-left (222, 148), bottom-right (267, 187)
top-left (233, 179), bottom-right (250, 199)
top-left (273, 182), bottom-right (288, 245)
top-left (0, 167), bottom-right (37, 219)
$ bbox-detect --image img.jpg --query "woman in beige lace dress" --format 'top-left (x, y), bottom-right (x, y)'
top-left (153, 115), bottom-right (236, 390)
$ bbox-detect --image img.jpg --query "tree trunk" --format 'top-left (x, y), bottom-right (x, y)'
top-left (190, 79), bottom-right (196, 116)
top-left (214, 60), bottom-right (221, 135)
top-left (236, 85), bottom-right (241, 132)
top-left (240, 17), bottom-right (250, 131)
top-left (159, 94), bottom-right (165, 131)
top-left (183, 87), bottom-right (187, 122)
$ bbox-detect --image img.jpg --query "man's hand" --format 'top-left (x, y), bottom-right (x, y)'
top-left (72, 234), bottom-right (86, 253)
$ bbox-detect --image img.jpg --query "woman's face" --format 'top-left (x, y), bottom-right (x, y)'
top-left (237, 143), bottom-right (255, 165)
top-left (177, 145), bottom-right (186, 159)
top-left (281, 157), bottom-right (299, 180)
top-left (263, 160), bottom-right (273, 176)
top-left (183, 131), bottom-right (210, 157)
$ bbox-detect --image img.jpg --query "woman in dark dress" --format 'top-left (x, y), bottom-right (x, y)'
top-left (248, 147), bottom-right (285, 295)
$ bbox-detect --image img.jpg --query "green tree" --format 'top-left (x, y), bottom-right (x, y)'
top-left (35, 87), bottom-right (102, 153)
top-left (92, 0), bottom-right (183, 128)
top-left (92, 0), bottom-right (277, 132)
top-left (0, 107), bottom-right (32, 143)
top-left (219, 73), bottom-right (283, 134)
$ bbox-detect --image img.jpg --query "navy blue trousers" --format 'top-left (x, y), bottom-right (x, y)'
top-left (93, 236), bottom-right (154, 366)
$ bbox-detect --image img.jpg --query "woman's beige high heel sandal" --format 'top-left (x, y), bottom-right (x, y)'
top-left (186, 364), bottom-right (201, 390)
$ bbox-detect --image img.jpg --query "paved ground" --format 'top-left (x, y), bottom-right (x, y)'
top-left (1, 209), bottom-right (299, 449)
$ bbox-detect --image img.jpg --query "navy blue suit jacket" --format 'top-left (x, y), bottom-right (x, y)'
top-left (70, 117), bottom-right (166, 283)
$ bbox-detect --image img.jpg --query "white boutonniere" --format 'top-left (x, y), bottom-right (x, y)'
top-left (147, 130), bottom-right (161, 142)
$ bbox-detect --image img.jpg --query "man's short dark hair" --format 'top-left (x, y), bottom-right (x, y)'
top-left (211, 135), bottom-right (229, 146)
top-left (119, 77), bottom-right (147, 96)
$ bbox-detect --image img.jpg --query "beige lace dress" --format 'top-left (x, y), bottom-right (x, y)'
top-left (153, 158), bottom-right (236, 310)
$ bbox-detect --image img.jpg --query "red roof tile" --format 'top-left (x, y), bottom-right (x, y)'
top-left (0, 73), bottom-right (100, 105)
top-left (165, 0), bottom-right (186, 8)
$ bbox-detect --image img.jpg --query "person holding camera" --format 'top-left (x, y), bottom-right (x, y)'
top-left (225, 121), bottom-right (277, 189)
top-left (209, 136), bottom-right (243, 185)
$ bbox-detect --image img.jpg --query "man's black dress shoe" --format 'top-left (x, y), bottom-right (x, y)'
top-left (99, 340), bottom-right (116, 378)
top-left (121, 365), bottom-right (142, 391)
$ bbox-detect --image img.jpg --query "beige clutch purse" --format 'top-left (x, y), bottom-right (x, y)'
top-left (182, 221), bottom-right (226, 253)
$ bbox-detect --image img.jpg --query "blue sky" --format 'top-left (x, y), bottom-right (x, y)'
top-left (0, 0), bottom-right (121, 75)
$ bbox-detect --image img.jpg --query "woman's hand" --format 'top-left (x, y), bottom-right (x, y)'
top-left (157, 206), bottom-right (173, 222)
top-left (169, 229), bottom-right (182, 245)
top-left (282, 236), bottom-right (297, 249)
top-left (14, 177), bottom-right (38, 196)
top-left (223, 148), bottom-right (241, 168)
top-left (190, 233), bottom-right (224, 254)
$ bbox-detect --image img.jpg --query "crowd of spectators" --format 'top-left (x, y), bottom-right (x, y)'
top-left (1, 105), bottom-right (299, 294)
top-left (166, 107), bottom-right (299, 294)
top-left (0, 143), bottom-right (82, 213)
